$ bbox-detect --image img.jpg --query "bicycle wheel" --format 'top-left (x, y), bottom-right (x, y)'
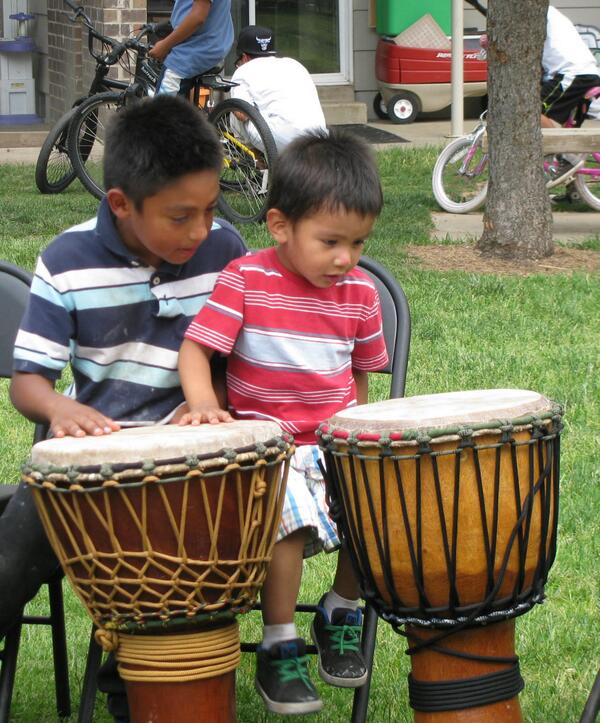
top-left (432, 135), bottom-right (489, 213)
top-left (573, 153), bottom-right (600, 211)
top-left (68, 91), bottom-right (126, 200)
top-left (208, 98), bottom-right (278, 224)
top-left (35, 107), bottom-right (78, 194)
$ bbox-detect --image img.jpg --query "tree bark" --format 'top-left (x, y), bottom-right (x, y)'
top-left (477, 0), bottom-right (553, 259)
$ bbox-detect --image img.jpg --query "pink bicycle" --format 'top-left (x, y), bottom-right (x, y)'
top-left (432, 86), bottom-right (600, 213)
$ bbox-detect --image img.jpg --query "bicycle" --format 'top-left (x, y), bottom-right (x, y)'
top-left (432, 88), bottom-right (600, 213)
top-left (67, 67), bottom-right (277, 224)
top-left (67, 84), bottom-right (279, 226)
top-left (35, 0), bottom-right (163, 194)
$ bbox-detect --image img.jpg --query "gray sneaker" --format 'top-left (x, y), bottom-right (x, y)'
top-left (255, 638), bottom-right (323, 715)
top-left (310, 599), bottom-right (368, 688)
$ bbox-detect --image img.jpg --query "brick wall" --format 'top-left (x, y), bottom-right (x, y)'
top-left (46, 0), bottom-right (146, 122)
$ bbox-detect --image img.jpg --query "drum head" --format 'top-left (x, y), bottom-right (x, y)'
top-left (30, 420), bottom-right (284, 467)
top-left (326, 389), bottom-right (554, 433)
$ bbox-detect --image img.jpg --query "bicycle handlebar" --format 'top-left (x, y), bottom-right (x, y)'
top-left (101, 27), bottom-right (155, 65)
top-left (62, 0), bottom-right (155, 65)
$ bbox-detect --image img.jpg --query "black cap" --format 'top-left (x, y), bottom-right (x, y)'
top-left (236, 25), bottom-right (276, 58)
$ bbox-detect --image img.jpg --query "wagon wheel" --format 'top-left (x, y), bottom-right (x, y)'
top-left (387, 91), bottom-right (421, 124)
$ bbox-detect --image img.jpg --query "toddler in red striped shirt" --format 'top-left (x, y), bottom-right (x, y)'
top-left (179, 128), bottom-right (387, 715)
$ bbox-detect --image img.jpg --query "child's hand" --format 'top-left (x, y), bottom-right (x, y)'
top-left (49, 397), bottom-right (121, 438)
top-left (178, 406), bottom-right (234, 426)
top-left (170, 403), bottom-right (189, 424)
top-left (149, 39), bottom-right (170, 62)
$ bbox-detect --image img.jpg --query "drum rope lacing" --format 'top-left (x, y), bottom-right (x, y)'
top-left (110, 623), bottom-right (241, 682)
top-left (408, 664), bottom-right (525, 712)
top-left (318, 412), bottom-right (562, 712)
top-left (317, 415), bottom-right (561, 631)
top-left (22, 438), bottom-right (293, 629)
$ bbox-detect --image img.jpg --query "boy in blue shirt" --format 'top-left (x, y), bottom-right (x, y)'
top-left (4, 94), bottom-right (246, 720)
top-left (150, 0), bottom-right (234, 96)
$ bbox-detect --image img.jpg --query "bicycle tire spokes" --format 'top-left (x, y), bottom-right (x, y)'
top-left (69, 93), bottom-right (125, 199)
top-left (444, 140), bottom-right (489, 206)
top-left (208, 97), bottom-right (277, 224)
top-left (215, 113), bottom-right (268, 220)
top-left (44, 130), bottom-right (73, 187)
top-left (35, 107), bottom-right (78, 194)
top-left (47, 145), bottom-right (72, 184)
top-left (573, 152), bottom-right (600, 210)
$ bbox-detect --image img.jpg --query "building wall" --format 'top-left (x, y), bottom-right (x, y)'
top-left (352, 0), bottom-right (378, 118)
top-left (28, 0), bottom-right (49, 117)
top-left (45, 0), bottom-right (145, 122)
top-left (47, 0), bottom-right (82, 120)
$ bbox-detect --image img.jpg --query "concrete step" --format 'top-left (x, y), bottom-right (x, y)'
top-left (0, 129), bottom-right (48, 148)
top-left (317, 84), bottom-right (355, 103)
top-left (322, 101), bottom-right (368, 125)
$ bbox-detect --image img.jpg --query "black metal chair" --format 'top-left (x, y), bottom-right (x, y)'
top-left (0, 260), bottom-right (71, 722)
top-left (580, 668), bottom-right (600, 723)
top-left (73, 254), bottom-right (412, 723)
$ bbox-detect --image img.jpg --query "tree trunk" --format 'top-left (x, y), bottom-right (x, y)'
top-left (477, 0), bottom-right (553, 259)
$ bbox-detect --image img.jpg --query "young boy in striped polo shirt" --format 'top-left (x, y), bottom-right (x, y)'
top-left (6, 94), bottom-right (247, 721)
top-left (178, 129), bottom-right (388, 715)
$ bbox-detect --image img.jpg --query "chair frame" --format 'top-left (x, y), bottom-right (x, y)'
top-left (0, 260), bottom-right (71, 722)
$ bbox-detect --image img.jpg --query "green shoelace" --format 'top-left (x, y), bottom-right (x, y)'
top-left (273, 655), bottom-right (313, 687)
top-left (325, 623), bottom-right (362, 653)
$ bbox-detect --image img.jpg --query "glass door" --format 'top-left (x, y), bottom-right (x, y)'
top-left (229, 0), bottom-right (350, 84)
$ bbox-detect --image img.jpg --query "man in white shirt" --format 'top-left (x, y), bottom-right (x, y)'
top-left (541, 6), bottom-right (600, 128)
top-left (230, 25), bottom-right (327, 152)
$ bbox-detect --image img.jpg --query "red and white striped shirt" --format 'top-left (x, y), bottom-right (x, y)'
top-left (185, 247), bottom-right (388, 444)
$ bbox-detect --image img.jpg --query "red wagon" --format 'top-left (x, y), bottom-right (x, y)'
top-left (375, 37), bottom-right (488, 123)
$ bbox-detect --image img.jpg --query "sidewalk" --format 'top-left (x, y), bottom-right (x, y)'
top-left (432, 210), bottom-right (600, 245)
top-left (0, 123), bottom-right (47, 164)
top-left (3, 115), bottom-right (600, 158)
top-left (369, 117), bottom-right (458, 148)
top-left (0, 116), bottom-right (457, 164)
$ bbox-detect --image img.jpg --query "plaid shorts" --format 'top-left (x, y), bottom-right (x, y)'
top-left (277, 445), bottom-right (340, 558)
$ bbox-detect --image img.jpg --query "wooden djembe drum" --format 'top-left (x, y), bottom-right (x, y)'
top-left (317, 389), bottom-right (562, 722)
top-left (23, 421), bottom-right (293, 723)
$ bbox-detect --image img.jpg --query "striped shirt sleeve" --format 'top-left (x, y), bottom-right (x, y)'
top-left (13, 256), bottom-right (74, 380)
top-left (184, 262), bottom-right (245, 354)
top-left (351, 286), bottom-right (388, 371)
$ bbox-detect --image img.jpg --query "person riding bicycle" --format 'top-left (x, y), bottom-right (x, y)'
top-left (482, 6), bottom-right (600, 184)
top-left (149, 0), bottom-right (233, 96)
top-left (541, 6), bottom-right (600, 129)
top-left (229, 25), bottom-right (327, 152)
top-left (540, 6), bottom-right (600, 183)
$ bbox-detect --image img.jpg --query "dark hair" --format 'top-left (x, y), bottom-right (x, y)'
top-left (267, 128), bottom-right (383, 222)
top-left (103, 95), bottom-right (222, 207)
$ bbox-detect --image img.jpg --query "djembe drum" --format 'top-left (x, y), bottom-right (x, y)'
top-left (317, 389), bottom-right (562, 722)
top-left (23, 422), bottom-right (293, 723)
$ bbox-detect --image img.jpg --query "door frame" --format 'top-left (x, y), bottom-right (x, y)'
top-left (249, 0), bottom-right (352, 85)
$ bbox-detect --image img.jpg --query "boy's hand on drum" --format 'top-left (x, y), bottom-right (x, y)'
top-left (178, 405), bottom-right (234, 425)
top-left (169, 403), bottom-right (189, 424)
top-left (49, 397), bottom-right (121, 438)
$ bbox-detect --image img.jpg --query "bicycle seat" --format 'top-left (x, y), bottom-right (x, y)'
top-left (190, 68), bottom-right (238, 91)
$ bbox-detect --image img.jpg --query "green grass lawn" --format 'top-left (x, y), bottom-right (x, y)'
top-left (1, 150), bottom-right (599, 722)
